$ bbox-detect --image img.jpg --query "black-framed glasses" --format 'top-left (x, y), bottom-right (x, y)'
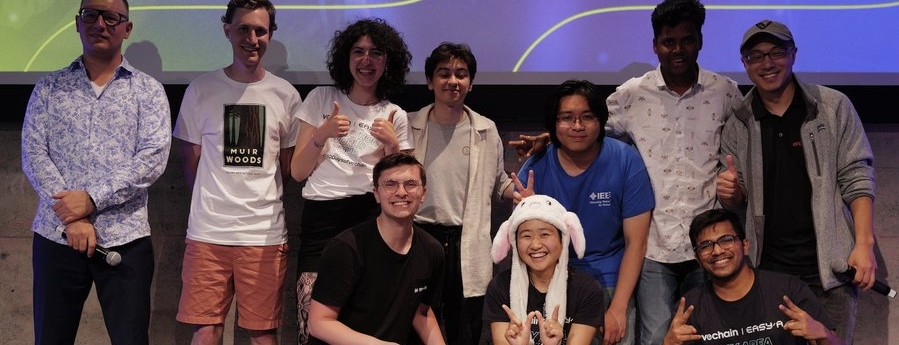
top-left (377, 180), bottom-right (422, 194)
top-left (557, 114), bottom-right (599, 127)
top-left (693, 234), bottom-right (739, 256)
top-left (743, 47), bottom-right (792, 65)
top-left (78, 8), bottom-right (129, 28)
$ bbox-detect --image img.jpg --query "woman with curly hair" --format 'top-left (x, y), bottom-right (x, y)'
top-left (289, 18), bottom-right (413, 344)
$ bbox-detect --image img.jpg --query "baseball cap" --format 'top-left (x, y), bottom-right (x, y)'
top-left (740, 19), bottom-right (794, 52)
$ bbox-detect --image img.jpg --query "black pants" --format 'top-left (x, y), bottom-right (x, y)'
top-left (32, 234), bottom-right (154, 345)
top-left (416, 222), bottom-right (484, 345)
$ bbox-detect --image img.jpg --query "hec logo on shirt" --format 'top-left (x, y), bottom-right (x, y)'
top-left (223, 104), bottom-right (265, 167)
top-left (589, 191), bottom-right (612, 207)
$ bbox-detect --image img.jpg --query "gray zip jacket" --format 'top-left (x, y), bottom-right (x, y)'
top-left (719, 77), bottom-right (875, 290)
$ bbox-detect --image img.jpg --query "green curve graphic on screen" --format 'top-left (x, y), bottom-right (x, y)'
top-left (24, 0), bottom-right (422, 72)
top-left (512, 1), bottom-right (899, 72)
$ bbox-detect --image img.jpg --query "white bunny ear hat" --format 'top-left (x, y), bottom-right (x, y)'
top-left (491, 195), bottom-right (585, 328)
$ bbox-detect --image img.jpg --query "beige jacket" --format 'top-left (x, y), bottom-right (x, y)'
top-left (409, 104), bottom-right (512, 297)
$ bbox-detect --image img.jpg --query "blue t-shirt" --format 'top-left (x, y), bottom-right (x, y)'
top-left (518, 138), bottom-right (654, 287)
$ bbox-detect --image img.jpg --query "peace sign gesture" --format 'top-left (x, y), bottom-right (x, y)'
top-left (502, 304), bottom-right (534, 345)
top-left (779, 295), bottom-right (835, 342)
top-left (511, 170), bottom-right (535, 205)
top-left (662, 298), bottom-right (701, 345)
top-left (536, 305), bottom-right (564, 345)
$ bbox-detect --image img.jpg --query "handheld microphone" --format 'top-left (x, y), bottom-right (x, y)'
top-left (56, 225), bottom-right (122, 266)
top-left (831, 260), bottom-right (895, 299)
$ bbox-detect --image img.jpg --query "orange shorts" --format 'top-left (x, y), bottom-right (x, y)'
top-left (176, 239), bottom-right (288, 330)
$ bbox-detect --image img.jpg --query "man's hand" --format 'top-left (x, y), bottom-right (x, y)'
top-left (603, 307), bottom-right (626, 345)
top-left (716, 155), bottom-right (743, 207)
top-left (501, 304), bottom-right (533, 345)
top-left (64, 218), bottom-right (98, 257)
top-left (371, 110), bottom-right (400, 154)
top-left (508, 133), bottom-right (550, 162)
top-left (313, 102), bottom-right (351, 147)
top-left (847, 243), bottom-right (877, 291)
top-left (663, 298), bottom-right (702, 345)
top-left (52, 190), bottom-right (95, 224)
top-left (510, 170), bottom-right (535, 205)
top-left (779, 296), bottom-right (831, 341)
top-left (536, 305), bottom-right (563, 345)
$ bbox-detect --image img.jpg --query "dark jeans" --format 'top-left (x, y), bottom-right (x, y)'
top-left (800, 272), bottom-right (858, 344)
top-left (32, 234), bottom-right (154, 345)
top-left (416, 222), bottom-right (484, 345)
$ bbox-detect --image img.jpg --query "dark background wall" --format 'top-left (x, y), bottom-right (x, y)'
top-left (3, 84), bottom-right (898, 124)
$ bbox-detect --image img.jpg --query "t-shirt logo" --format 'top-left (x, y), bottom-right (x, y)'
top-left (223, 104), bottom-right (265, 167)
top-left (589, 191), bottom-right (612, 207)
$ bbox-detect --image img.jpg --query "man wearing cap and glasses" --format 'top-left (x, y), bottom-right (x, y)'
top-left (716, 19), bottom-right (876, 343)
top-left (21, 0), bottom-right (170, 344)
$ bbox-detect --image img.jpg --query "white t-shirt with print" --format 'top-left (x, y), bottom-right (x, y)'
top-left (296, 86), bottom-right (412, 200)
top-left (173, 69), bottom-right (301, 245)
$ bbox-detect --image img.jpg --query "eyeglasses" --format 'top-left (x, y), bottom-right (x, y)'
top-left (351, 48), bottom-right (385, 62)
top-left (743, 47), bottom-right (792, 65)
top-left (79, 8), bottom-right (129, 28)
top-left (377, 180), bottom-right (422, 194)
top-left (693, 234), bottom-right (739, 256)
top-left (557, 114), bottom-right (599, 127)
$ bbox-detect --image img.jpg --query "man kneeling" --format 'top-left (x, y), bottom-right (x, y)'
top-left (307, 153), bottom-right (445, 344)
top-left (663, 209), bottom-right (843, 345)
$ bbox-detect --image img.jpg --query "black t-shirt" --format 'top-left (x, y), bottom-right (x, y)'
top-left (483, 268), bottom-right (605, 345)
top-left (684, 269), bottom-right (829, 345)
top-left (310, 219), bottom-right (445, 344)
top-left (755, 87), bottom-right (818, 276)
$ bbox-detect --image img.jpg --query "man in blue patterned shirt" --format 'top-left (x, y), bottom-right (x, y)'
top-left (21, 0), bottom-right (171, 344)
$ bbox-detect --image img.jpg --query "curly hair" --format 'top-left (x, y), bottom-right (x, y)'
top-left (221, 0), bottom-right (277, 31)
top-left (424, 42), bottom-right (477, 82)
top-left (651, 0), bottom-right (705, 38)
top-left (544, 80), bottom-right (608, 148)
top-left (327, 18), bottom-right (411, 101)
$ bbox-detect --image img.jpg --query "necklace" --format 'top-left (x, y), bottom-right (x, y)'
top-left (348, 94), bottom-right (380, 106)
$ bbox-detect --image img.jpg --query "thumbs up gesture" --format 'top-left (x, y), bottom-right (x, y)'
top-left (372, 110), bottom-right (400, 154)
top-left (313, 102), bottom-right (351, 147)
top-left (716, 154), bottom-right (744, 207)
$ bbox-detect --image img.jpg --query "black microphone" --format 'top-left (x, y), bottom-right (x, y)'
top-left (831, 260), bottom-right (895, 299)
top-left (56, 225), bottom-right (122, 266)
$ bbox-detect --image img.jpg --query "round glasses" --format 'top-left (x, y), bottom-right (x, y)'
top-left (377, 180), bottom-right (422, 194)
top-left (78, 8), bottom-right (129, 28)
top-left (350, 48), bottom-right (386, 62)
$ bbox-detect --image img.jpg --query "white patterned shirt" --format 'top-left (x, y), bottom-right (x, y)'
top-left (606, 65), bottom-right (741, 263)
top-left (22, 57), bottom-right (171, 247)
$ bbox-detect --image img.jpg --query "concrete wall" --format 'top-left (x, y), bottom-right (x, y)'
top-left (0, 123), bottom-right (895, 344)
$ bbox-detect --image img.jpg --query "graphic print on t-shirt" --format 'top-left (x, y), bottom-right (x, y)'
top-left (319, 112), bottom-right (379, 168)
top-left (223, 104), bottom-right (265, 167)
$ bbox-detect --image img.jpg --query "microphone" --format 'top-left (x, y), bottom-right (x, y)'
top-left (56, 225), bottom-right (122, 266)
top-left (831, 260), bottom-right (895, 299)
